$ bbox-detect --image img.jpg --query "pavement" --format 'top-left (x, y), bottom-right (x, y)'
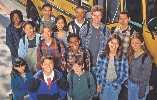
top-left (0, 0), bottom-right (28, 99)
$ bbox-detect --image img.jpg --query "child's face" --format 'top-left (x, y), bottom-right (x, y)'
top-left (42, 28), bottom-right (52, 40)
top-left (41, 59), bottom-right (54, 73)
top-left (14, 66), bottom-right (25, 74)
top-left (73, 64), bottom-right (83, 75)
top-left (42, 6), bottom-right (51, 18)
top-left (12, 13), bottom-right (21, 26)
top-left (108, 38), bottom-right (119, 52)
top-left (68, 37), bottom-right (80, 52)
top-left (56, 19), bottom-right (65, 30)
top-left (131, 38), bottom-right (144, 52)
top-left (23, 24), bottom-right (35, 36)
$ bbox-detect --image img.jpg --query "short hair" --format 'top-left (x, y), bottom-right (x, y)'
top-left (40, 24), bottom-right (52, 34)
top-left (11, 57), bottom-right (29, 75)
top-left (91, 5), bottom-right (104, 15)
top-left (10, 9), bottom-right (23, 23)
top-left (40, 54), bottom-right (55, 65)
top-left (71, 55), bottom-right (83, 66)
top-left (53, 15), bottom-right (68, 32)
top-left (42, 3), bottom-right (52, 10)
top-left (119, 11), bottom-right (130, 18)
top-left (22, 21), bottom-right (36, 28)
top-left (75, 6), bottom-right (85, 12)
top-left (67, 33), bottom-right (80, 43)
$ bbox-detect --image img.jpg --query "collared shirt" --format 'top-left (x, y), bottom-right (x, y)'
top-left (37, 38), bottom-right (65, 71)
top-left (43, 70), bottom-right (54, 84)
top-left (79, 22), bottom-right (110, 52)
top-left (95, 53), bottom-right (128, 88)
top-left (113, 25), bottom-right (133, 53)
top-left (64, 47), bottom-right (91, 72)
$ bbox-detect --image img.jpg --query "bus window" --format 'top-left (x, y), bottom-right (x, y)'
top-left (126, 0), bottom-right (142, 24)
top-left (147, 0), bottom-right (155, 22)
top-left (107, 0), bottom-right (120, 23)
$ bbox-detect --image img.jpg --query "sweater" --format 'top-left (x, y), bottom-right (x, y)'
top-left (11, 71), bottom-right (33, 100)
top-left (67, 70), bottom-right (96, 100)
top-left (129, 53), bottom-right (152, 99)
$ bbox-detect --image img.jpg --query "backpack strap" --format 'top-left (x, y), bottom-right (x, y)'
top-left (86, 22), bottom-right (90, 37)
top-left (82, 48), bottom-right (88, 70)
top-left (70, 70), bottom-right (75, 89)
top-left (71, 20), bottom-right (75, 34)
top-left (142, 53), bottom-right (148, 65)
top-left (86, 23), bottom-right (106, 37)
top-left (22, 36), bottom-right (25, 45)
top-left (86, 71), bottom-right (90, 89)
top-left (111, 27), bottom-right (116, 34)
top-left (39, 39), bottom-right (44, 56)
top-left (55, 38), bottom-right (61, 53)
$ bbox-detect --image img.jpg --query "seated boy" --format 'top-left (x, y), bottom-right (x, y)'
top-left (67, 55), bottom-right (96, 100)
top-left (28, 55), bottom-right (67, 100)
top-left (64, 33), bottom-right (91, 73)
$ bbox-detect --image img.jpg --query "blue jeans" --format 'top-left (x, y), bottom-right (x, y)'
top-left (100, 80), bottom-right (121, 100)
top-left (92, 67), bottom-right (99, 97)
top-left (128, 80), bottom-right (149, 100)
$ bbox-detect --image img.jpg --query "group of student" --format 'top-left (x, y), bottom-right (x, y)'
top-left (5, 3), bottom-right (157, 100)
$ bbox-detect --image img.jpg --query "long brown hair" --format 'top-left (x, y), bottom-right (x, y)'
top-left (126, 32), bottom-right (153, 64)
top-left (102, 34), bottom-right (123, 61)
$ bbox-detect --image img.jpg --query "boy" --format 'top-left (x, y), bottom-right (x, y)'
top-left (37, 24), bottom-right (65, 71)
top-left (67, 56), bottom-right (96, 100)
top-left (64, 33), bottom-right (91, 72)
top-left (28, 55), bottom-right (67, 100)
top-left (36, 3), bottom-right (55, 32)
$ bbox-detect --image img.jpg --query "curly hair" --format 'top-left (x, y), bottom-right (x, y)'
top-left (91, 5), bottom-right (104, 16)
top-left (10, 9), bottom-right (23, 23)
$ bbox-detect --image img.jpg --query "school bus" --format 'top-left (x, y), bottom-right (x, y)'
top-left (15, 0), bottom-right (157, 65)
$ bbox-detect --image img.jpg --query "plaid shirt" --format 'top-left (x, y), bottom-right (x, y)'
top-left (79, 22), bottom-right (110, 51)
top-left (64, 47), bottom-right (91, 72)
top-left (113, 25), bottom-right (133, 53)
top-left (37, 38), bottom-right (65, 71)
top-left (95, 53), bottom-right (128, 89)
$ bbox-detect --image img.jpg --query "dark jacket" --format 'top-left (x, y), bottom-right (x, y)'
top-left (6, 21), bottom-right (25, 61)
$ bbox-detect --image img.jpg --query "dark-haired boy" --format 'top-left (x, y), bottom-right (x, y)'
top-left (36, 3), bottom-right (55, 32)
top-left (28, 55), bottom-right (67, 100)
top-left (64, 33), bottom-right (91, 72)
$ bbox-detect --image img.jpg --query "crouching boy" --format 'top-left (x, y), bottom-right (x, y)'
top-left (28, 55), bottom-right (67, 100)
top-left (67, 56), bottom-right (96, 100)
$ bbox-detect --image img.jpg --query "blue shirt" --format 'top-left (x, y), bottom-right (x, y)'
top-left (95, 53), bottom-right (128, 89)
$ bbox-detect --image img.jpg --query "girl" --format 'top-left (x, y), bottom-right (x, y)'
top-left (6, 10), bottom-right (25, 63)
top-left (126, 32), bottom-right (153, 100)
top-left (95, 34), bottom-right (128, 100)
top-left (53, 15), bottom-right (69, 48)
top-left (18, 21), bottom-right (42, 73)
top-left (11, 57), bottom-right (33, 100)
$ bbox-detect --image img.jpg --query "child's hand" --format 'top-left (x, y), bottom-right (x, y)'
top-left (97, 85), bottom-right (101, 92)
top-left (149, 86), bottom-right (154, 90)
top-left (24, 94), bottom-right (30, 99)
top-left (124, 84), bottom-right (128, 88)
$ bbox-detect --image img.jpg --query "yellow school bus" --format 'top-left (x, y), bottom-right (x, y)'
top-left (15, 0), bottom-right (157, 65)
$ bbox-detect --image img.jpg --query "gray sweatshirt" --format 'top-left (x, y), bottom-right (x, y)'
top-left (129, 53), bottom-right (152, 99)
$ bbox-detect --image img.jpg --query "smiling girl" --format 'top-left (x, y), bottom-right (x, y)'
top-left (18, 21), bottom-right (42, 73)
top-left (95, 34), bottom-right (129, 100)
